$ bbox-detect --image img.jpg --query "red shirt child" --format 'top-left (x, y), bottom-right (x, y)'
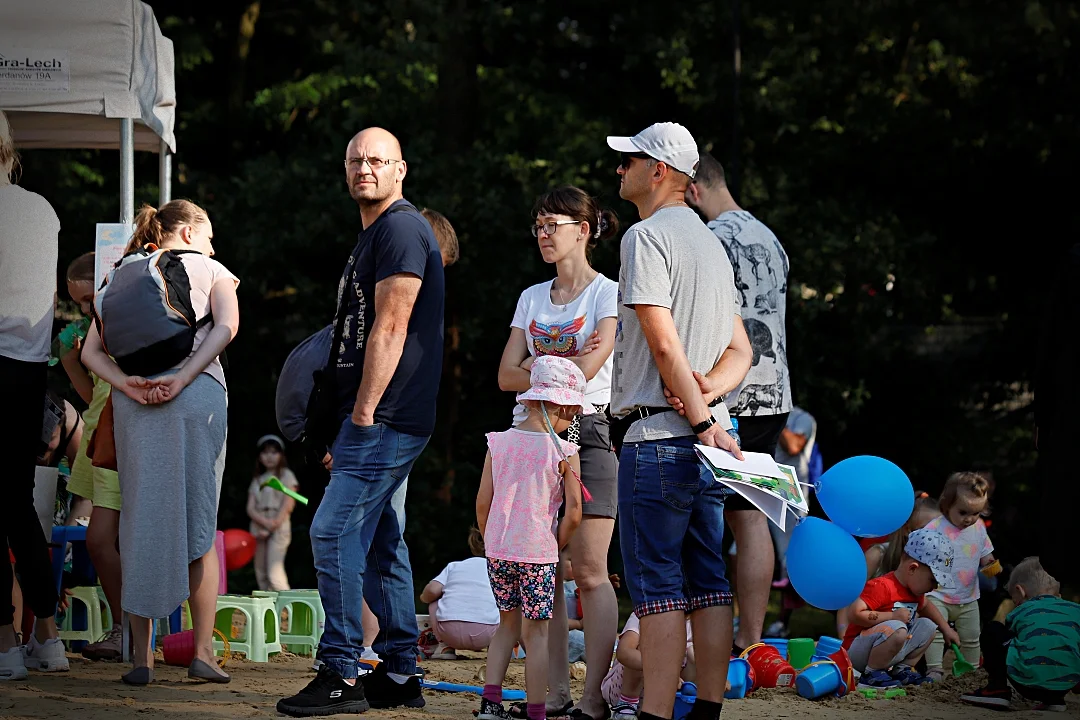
top-left (842, 572), bottom-right (927, 650)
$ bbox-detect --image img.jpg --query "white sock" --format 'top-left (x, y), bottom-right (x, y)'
top-left (387, 672), bottom-right (413, 684)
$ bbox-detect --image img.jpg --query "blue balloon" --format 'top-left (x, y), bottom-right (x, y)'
top-left (786, 517), bottom-right (866, 611)
top-left (815, 455), bottom-right (914, 537)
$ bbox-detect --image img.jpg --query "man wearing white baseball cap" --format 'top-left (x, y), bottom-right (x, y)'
top-left (607, 122), bottom-right (753, 720)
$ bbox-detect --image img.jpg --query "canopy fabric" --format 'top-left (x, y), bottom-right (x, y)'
top-left (0, 0), bottom-right (176, 152)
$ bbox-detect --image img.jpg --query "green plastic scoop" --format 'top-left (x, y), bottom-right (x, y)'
top-left (951, 643), bottom-right (976, 676)
top-left (260, 476), bottom-right (309, 505)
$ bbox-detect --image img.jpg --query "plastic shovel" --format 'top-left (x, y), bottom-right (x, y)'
top-left (951, 643), bottom-right (976, 676)
top-left (260, 476), bottom-right (309, 505)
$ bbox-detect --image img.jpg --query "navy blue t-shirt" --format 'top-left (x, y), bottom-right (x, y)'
top-left (334, 200), bottom-right (445, 436)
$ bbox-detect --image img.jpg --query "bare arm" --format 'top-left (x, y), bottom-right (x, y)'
top-left (80, 324), bottom-right (156, 405)
top-left (498, 327), bottom-right (533, 392)
top-left (60, 339), bottom-right (95, 404)
top-left (476, 451), bottom-right (494, 535)
top-left (615, 632), bottom-right (642, 670)
top-left (557, 454), bottom-right (583, 550)
top-left (147, 277), bottom-right (241, 403)
top-left (920, 600), bottom-right (961, 646)
top-left (420, 580), bottom-right (445, 604)
top-left (700, 315), bottom-right (753, 401)
top-left (848, 597), bottom-right (901, 628)
top-left (635, 304), bottom-right (742, 457)
top-left (664, 315), bottom-right (753, 412)
top-left (567, 317), bottom-right (616, 381)
top-left (352, 273), bottom-right (421, 425)
top-left (864, 546), bottom-right (883, 580)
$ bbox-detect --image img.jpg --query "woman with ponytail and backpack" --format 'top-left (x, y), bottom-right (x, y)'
top-left (81, 200), bottom-right (239, 685)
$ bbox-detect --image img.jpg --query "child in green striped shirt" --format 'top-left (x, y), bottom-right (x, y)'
top-left (961, 557), bottom-right (1079, 712)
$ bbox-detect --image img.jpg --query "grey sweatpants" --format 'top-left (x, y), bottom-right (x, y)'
top-left (848, 618), bottom-right (937, 673)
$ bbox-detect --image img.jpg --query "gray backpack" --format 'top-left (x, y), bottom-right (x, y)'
top-left (94, 247), bottom-right (211, 377)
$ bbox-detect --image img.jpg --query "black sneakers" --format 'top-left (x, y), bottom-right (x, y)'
top-left (277, 667), bottom-right (371, 717)
top-left (359, 662), bottom-right (425, 709)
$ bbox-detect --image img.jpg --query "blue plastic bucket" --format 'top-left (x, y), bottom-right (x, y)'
top-left (813, 635), bottom-right (843, 660)
top-left (796, 660), bottom-right (844, 700)
top-left (726, 657), bottom-right (753, 699)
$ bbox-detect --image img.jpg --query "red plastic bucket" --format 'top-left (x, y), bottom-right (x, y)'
top-left (741, 643), bottom-right (796, 688)
top-left (162, 630), bottom-right (195, 666)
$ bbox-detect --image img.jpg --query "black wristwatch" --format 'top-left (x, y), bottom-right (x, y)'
top-left (691, 416), bottom-right (717, 434)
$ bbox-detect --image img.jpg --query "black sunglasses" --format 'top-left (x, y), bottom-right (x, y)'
top-left (619, 152), bottom-right (652, 169)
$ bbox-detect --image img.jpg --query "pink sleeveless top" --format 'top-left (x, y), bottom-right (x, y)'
top-left (484, 428), bottom-right (578, 564)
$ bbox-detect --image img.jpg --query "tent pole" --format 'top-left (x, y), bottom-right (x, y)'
top-left (120, 118), bottom-right (135, 223)
top-left (159, 139), bottom-right (172, 205)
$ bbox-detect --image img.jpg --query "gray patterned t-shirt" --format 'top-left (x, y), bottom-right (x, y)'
top-left (708, 211), bottom-right (792, 416)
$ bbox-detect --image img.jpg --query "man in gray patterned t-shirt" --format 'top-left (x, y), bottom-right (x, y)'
top-left (686, 151), bottom-right (792, 657)
top-left (607, 122), bottom-right (752, 720)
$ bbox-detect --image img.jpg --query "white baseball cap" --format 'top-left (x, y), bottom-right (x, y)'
top-left (607, 122), bottom-right (699, 179)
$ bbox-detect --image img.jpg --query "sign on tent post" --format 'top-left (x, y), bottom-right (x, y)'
top-left (95, 223), bottom-right (134, 290)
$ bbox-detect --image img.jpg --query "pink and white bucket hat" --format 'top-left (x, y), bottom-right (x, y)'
top-left (516, 356), bottom-right (594, 415)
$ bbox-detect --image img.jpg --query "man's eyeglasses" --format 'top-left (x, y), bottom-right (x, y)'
top-left (619, 152), bottom-right (652, 170)
top-left (345, 157), bottom-right (402, 171)
top-left (531, 220), bottom-right (582, 237)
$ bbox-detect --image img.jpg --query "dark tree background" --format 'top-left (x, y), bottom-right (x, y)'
top-left (19, 0), bottom-right (1077, 595)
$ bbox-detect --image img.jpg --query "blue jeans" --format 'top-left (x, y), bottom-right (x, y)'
top-left (310, 419), bottom-right (429, 679)
top-left (618, 435), bottom-right (733, 618)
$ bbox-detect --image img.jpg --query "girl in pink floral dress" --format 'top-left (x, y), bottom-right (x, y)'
top-left (476, 356), bottom-right (587, 720)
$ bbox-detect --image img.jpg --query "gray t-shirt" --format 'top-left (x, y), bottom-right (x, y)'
top-left (708, 210), bottom-right (792, 416)
top-left (612, 206), bottom-right (741, 443)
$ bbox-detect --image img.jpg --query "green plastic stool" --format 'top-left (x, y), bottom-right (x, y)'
top-left (212, 595), bottom-right (281, 662)
top-left (274, 590), bottom-right (324, 656)
top-left (59, 586), bottom-right (109, 648)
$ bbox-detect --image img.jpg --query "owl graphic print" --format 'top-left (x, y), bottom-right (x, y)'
top-left (509, 274), bottom-right (619, 423)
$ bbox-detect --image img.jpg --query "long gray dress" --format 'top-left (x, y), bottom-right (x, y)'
top-left (113, 372), bottom-right (227, 618)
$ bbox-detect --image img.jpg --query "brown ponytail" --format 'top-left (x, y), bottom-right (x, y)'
top-left (532, 186), bottom-right (620, 262)
top-left (126, 199), bottom-right (209, 254)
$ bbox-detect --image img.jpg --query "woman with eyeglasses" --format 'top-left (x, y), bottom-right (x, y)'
top-left (497, 186), bottom-right (620, 720)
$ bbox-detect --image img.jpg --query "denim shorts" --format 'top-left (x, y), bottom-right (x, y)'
top-left (617, 435), bottom-right (734, 618)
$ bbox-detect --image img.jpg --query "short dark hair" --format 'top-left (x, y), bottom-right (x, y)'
top-left (693, 152), bottom-right (727, 189)
top-left (66, 252), bottom-right (96, 284)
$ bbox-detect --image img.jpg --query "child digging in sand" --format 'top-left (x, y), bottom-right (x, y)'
top-left (475, 356), bottom-right (586, 720)
top-left (843, 528), bottom-right (961, 689)
top-left (961, 557), bottom-right (1080, 712)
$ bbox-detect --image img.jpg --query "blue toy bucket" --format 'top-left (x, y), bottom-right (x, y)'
top-left (796, 660), bottom-right (845, 700)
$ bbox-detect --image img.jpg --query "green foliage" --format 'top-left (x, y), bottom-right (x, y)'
top-left (19, 0), bottom-right (1077, 597)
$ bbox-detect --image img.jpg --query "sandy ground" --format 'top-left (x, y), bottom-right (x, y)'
top-left (2, 649), bottom-right (1077, 719)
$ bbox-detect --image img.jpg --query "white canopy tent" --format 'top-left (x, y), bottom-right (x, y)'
top-left (0, 0), bottom-right (177, 218)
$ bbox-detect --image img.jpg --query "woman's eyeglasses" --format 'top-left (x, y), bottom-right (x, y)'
top-left (531, 220), bottom-right (582, 237)
top-left (619, 152), bottom-right (652, 170)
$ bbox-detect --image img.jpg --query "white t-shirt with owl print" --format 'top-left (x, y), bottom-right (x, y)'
top-left (510, 274), bottom-right (618, 423)
top-left (708, 211), bottom-right (792, 417)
